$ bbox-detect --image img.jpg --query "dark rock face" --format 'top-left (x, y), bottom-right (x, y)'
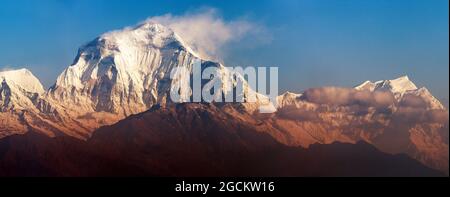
top-left (0, 103), bottom-right (444, 177)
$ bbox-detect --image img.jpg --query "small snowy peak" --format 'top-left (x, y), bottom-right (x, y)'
top-left (281, 91), bottom-right (302, 98)
top-left (0, 68), bottom-right (44, 112)
top-left (355, 76), bottom-right (445, 110)
top-left (276, 91), bottom-right (303, 108)
top-left (277, 91), bottom-right (301, 102)
top-left (0, 68), bottom-right (45, 94)
top-left (354, 80), bottom-right (376, 91)
top-left (355, 75), bottom-right (418, 95)
top-left (375, 75), bottom-right (418, 94)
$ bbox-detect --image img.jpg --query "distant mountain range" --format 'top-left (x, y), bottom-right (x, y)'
top-left (0, 21), bottom-right (448, 176)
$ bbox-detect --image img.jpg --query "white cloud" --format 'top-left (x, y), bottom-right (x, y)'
top-left (145, 8), bottom-right (268, 61)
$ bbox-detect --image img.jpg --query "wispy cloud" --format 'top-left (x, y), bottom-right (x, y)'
top-left (145, 8), bottom-right (270, 61)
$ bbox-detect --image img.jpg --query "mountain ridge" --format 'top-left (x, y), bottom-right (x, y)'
top-left (0, 21), bottom-right (448, 174)
top-left (0, 103), bottom-right (444, 176)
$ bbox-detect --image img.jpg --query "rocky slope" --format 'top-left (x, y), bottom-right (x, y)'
top-left (0, 103), bottom-right (443, 176)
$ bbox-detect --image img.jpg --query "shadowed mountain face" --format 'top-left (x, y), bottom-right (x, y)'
top-left (0, 103), bottom-right (443, 177)
top-left (0, 21), bottom-right (448, 175)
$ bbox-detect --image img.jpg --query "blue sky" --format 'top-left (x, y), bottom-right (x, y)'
top-left (0, 0), bottom-right (448, 105)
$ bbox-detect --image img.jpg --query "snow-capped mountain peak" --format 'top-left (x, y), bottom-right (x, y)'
top-left (102, 22), bottom-right (175, 48)
top-left (375, 75), bottom-right (418, 94)
top-left (277, 91), bottom-right (302, 108)
top-left (354, 80), bottom-right (375, 91)
top-left (0, 68), bottom-right (45, 94)
top-left (0, 68), bottom-right (44, 112)
top-left (354, 76), bottom-right (445, 110)
top-left (134, 21), bottom-right (201, 56)
top-left (355, 75), bottom-right (418, 94)
top-left (48, 22), bottom-right (208, 118)
top-left (96, 21), bottom-right (200, 59)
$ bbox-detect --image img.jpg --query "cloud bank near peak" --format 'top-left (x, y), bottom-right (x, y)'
top-left (145, 8), bottom-right (269, 61)
top-left (277, 87), bottom-right (449, 124)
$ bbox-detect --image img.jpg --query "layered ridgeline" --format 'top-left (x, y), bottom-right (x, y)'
top-left (274, 76), bottom-right (448, 172)
top-left (0, 21), bottom-right (448, 173)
